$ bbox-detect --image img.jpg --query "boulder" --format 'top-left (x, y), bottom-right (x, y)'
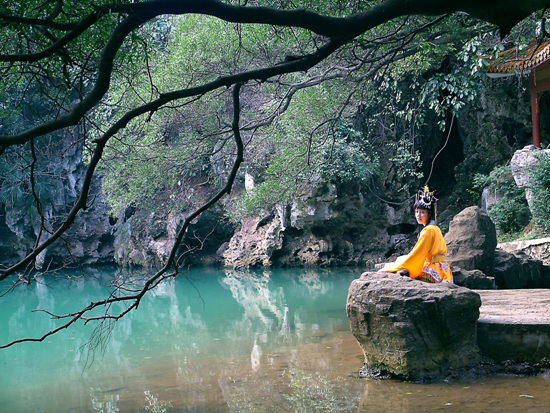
top-left (346, 272), bottom-right (481, 381)
top-left (498, 237), bottom-right (550, 266)
top-left (510, 145), bottom-right (541, 189)
top-left (451, 267), bottom-right (496, 290)
top-left (444, 206), bottom-right (497, 276)
top-left (511, 145), bottom-right (550, 208)
top-left (493, 249), bottom-right (542, 289)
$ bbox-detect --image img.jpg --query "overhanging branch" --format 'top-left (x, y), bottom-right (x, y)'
top-left (0, 82), bottom-right (245, 349)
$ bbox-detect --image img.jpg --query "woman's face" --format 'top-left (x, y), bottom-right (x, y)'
top-left (415, 208), bottom-right (429, 226)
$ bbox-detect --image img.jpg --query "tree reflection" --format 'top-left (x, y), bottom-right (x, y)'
top-left (1, 267), bottom-right (363, 412)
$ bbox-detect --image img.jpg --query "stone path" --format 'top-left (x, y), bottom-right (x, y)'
top-left (476, 289), bottom-right (550, 324)
top-left (475, 289), bottom-right (550, 362)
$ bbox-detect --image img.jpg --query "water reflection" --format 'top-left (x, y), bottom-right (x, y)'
top-left (90, 388), bottom-right (120, 413)
top-left (222, 269), bottom-right (287, 340)
top-left (290, 268), bottom-right (329, 298)
top-left (250, 338), bottom-right (262, 372)
top-left (2, 267), bottom-right (549, 412)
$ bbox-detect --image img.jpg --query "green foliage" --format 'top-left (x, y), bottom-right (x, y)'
top-left (228, 144), bottom-right (308, 222)
top-left (97, 7), bottom-right (495, 222)
top-left (418, 69), bottom-right (480, 130)
top-left (100, 127), bottom-right (214, 217)
top-left (98, 14), bottom-right (323, 217)
top-left (90, 5), bottom-right (539, 229)
top-left (473, 163), bottom-right (531, 236)
top-left (357, 78), bottom-right (428, 193)
top-left (530, 152), bottom-right (550, 234)
top-left (0, 1), bottom-right (125, 131)
top-left (318, 123), bottom-right (380, 184)
top-left (93, 5), bottom-right (501, 226)
top-left (387, 137), bottom-right (424, 190)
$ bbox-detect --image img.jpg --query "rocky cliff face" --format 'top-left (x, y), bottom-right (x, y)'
top-left (113, 206), bottom-right (234, 267)
top-left (1, 72), bottom-right (543, 270)
top-left (223, 181), bottom-right (395, 268)
top-left (0, 137), bottom-right (116, 269)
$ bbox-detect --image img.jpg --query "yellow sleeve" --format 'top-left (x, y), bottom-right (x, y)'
top-left (383, 226), bottom-right (434, 278)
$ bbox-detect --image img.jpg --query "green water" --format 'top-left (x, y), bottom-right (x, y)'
top-left (1, 267), bottom-right (549, 412)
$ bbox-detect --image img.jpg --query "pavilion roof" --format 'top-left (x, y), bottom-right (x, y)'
top-left (485, 39), bottom-right (550, 77)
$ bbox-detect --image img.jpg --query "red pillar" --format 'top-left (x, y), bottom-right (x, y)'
top-left (530, 72), bottom-right (542, 148)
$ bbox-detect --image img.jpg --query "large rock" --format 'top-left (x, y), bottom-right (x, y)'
top-left (347, 272), bottom-right (481, 381)
top-left (444, 206), bottom-right (497, 276)
top-left (451, 267), bottom-right (496, 290)
top-left (498, 237), bottom-right (550, 266)
top-left (511, 145), bottom-right (541, 189)
top-left (493, 249), bottom-right (542, 289)
top-left (511, 145), bottom-right (550, 208)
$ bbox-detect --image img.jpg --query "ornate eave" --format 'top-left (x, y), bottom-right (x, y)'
top-left (485, 39), bottom-right (550, 78)
top-left (483, 39), bottom-right (550, 148)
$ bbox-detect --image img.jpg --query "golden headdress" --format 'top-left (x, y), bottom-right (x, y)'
top-left (415, 186), bottom-right (438, 222)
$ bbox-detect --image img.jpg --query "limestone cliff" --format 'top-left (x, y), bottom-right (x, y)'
top-left (223, 181), bottom-right (393, 268)
top-left (0, 71), bottom-right (545, 269)
top-left (0, 136), bottom-right (115, 269)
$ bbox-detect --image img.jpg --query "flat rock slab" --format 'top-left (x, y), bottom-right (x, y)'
top-left (476, 289), bottom-right (550, 324)
top-left (475, 289), bottom-right (550, 362)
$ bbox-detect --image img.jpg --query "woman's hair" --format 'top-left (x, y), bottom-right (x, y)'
top-left (414, 186), bottom-right (437, 223)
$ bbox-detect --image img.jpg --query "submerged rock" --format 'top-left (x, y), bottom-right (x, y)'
top-left (346, 272), bottom-right (481, 381)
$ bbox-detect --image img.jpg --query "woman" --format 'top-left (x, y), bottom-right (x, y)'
top-left (382, 186), bottom-right (453, 283)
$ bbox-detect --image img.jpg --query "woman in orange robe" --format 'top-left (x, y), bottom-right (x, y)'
top-left (383, 187), bottom-right (453, 283)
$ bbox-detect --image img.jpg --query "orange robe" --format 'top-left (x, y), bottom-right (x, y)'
top-left (383, 223), bottom-right (453, 283)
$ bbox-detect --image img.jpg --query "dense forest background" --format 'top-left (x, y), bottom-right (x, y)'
top-left (2, 0), bottom-right (550, 346)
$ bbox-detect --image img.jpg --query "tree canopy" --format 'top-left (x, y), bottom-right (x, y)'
top-left (1, 0), bottom-right (550, 348)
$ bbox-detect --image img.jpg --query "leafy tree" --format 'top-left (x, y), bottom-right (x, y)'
top-left (1, 0), bottom-right (550, 349)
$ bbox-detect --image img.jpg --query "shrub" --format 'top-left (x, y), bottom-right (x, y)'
top-left (473, 163), bottom-right (531, 236)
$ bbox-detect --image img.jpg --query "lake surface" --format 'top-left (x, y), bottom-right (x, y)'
top-left (1, 267), bottom-right (549, 412)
